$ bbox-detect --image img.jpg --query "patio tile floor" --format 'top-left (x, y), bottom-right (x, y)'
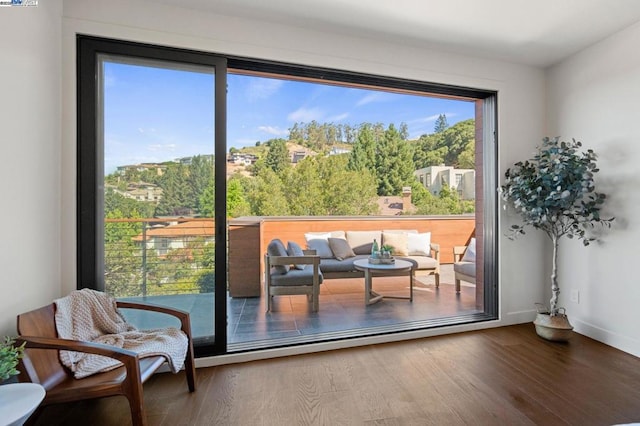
top-left (120, 264), bottom-right (480, 352)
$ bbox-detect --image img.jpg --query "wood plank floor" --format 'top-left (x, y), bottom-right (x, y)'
top-left (30, 324), bottom-right (640, 425)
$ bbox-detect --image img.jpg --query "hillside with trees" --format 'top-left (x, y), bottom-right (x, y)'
top-left (104, 117), bottom-right (476, 220)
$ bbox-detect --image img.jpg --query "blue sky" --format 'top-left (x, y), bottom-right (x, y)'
top-left (103, 62), bottom-right (475, 173)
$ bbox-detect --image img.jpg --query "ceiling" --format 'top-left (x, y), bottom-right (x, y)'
top-left (147, 0), bottom-right (640, 67)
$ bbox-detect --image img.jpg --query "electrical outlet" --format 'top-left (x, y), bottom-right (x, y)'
top-left (570, 289), bottom-right (580, 304)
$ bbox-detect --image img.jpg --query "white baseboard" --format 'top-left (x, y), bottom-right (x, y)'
top-left (571, 318), bottom-right (640, 358)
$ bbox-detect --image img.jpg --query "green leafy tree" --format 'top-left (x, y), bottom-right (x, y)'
top-left (282, 158), bottom-right (325, 215)
top-left (348, 123), bottom-right (378, 178)
top-left (458, 140), bottom-right (475, 169)
top-left (246, 168), bottom-right (290, 216)
top-left (319, 155), bottom-right (378, 215)
top-left (264, 138), bottom-right (290, 174)
top-left (227, 177), bottom-right (252, 217)
top-left (375, 124), bottom-right (414, 196)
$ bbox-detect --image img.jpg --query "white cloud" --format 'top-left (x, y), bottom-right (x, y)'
top-left (356, 92), bottom-right (390, 107)
top-left (287, 107), bottom-right (324, 122)
top-left (327, 112), bottom-right (349, 122)
top-left (247, 78), bottom-right (284, 102)
top-left (147, 143), bottom-right (177, 152)
top-left (258, 125), bottom-right (289, 136)
top-left (410, 112), bottom-right (458, 124)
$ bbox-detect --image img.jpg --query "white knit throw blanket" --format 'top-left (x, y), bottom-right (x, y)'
top-left (54, 289), bottom-right (188, 379)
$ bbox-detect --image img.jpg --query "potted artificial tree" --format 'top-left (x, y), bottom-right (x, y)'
top-left (501, 137), bottom-right (614, 341)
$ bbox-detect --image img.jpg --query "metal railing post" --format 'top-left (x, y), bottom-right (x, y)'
top-left (142, 221), bottom-right (147, 297)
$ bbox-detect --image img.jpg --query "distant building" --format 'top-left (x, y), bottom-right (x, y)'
top-left (227, 153), bottom-right (258, 165)
top-left (175, 154), bottom-right (214, 165)
top-left (107, 182), bottom-right (163, 204)
top-left (132, 220), bottom-right (215, 256)
top-left (116, 163), bottom-right (167, 176)
top-left (328, 147), bottom-right (351, 155)
top-left (414, 166), bottom-right (475, 200)
top-left (291, 151), bottom-right (308, 163)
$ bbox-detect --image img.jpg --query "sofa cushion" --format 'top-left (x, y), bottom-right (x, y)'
top-left (320, 255), bottom-right (369, 273)
top-left (267, 239), bottom-right (289, 275)
top-left (407, 232), bottom-right (431, 257)
top-left (328, 238), bottom-right (355, 261)
top-left (382, 232), bottom-right (409, 256)
top-left (346, 231), bottom-right (382, 255)
top-left (270, 267), bottom-right (324, 286)
top-left (454, 261), bottom-right (475, 277)
top-left (287, 241), bottom-right (306, 270)
top-left (399, 255), bottom-right (438, 270)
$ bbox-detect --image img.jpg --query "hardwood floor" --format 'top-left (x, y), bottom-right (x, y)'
top-left (30, 324), bottom-right (640, 425)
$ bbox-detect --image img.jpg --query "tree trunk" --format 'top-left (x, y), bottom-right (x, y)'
top-left (549, 235), bottom-right (560, 316)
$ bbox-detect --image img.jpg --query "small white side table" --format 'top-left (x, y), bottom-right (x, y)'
top-left (0, 383), bottom-right (46, 426)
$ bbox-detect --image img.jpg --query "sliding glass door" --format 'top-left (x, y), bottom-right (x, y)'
top-left (77, 37), bottom-right (227, 355)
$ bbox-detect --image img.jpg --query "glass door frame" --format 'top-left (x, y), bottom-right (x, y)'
top-left (77, 35), bottom-right (228, 356)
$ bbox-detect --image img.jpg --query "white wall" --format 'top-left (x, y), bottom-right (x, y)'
top-left (0, 0), bottom-right (63, 337)
top-left (547, 22), bottom-right (640, 357)
top-left (1, 0), bottom-right (549, 351)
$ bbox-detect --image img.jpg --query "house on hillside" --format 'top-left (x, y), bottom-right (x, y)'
top-left (132, 220), bottom-right (215, 256)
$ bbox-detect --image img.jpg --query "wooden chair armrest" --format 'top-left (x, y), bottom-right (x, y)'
top-left (17, 336), bottom-right (139, 363)
top-left (116, 301), bottom-right (192, 337)
top-left (302, 249), bottom-right (317, 255)
top-left (430, 243), bottom-right (440, 261)
top-left (453, 245), bottom-right (467, 262)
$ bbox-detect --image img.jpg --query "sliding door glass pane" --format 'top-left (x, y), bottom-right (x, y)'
top-left (98, 55), bottom-right (216, 341)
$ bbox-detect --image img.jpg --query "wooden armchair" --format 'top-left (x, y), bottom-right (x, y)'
top-left (265, 239), bottom-right (322, 312)
top-left (16, 300), bottom-right (196, 426)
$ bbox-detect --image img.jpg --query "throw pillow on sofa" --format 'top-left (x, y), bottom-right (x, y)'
top-left (287, 241), bottom-right (306, 270)
top-left (304, 232), bottom-right (334, 258)
top-left (407, 232), bottom-right (431, 256)
top-left (381, 232), bottom-right (409, 256)
top-left (267, 239), bottom-right (290, 275)
top-left (328, 238), bottom-right (355, 261)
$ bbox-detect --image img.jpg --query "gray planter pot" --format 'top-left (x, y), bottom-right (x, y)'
top-left (533, 311), bottom-right (574, 342)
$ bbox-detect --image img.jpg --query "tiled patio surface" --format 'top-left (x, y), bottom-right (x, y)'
top-left (120, 264), bottom-right (480, 352)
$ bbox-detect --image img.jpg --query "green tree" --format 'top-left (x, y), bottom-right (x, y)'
top-left (458, 140), bottom-right (475, 169)
top-left (375, 124), bottom-right (414, 196)
top-left (319, 155), bottom-right (378, 215)
top-left (227, 177), bottom-right (252, 217)
top-left (155, 163), bottom-right (190, 216)
top-left (188, 155), bottom-right (214, 214)
top-left (264, 138), bottom-right (290, 174)
top-left (348, 123), bottom-right (378, 178)
top-left (246, 168), bottom-right (290, 216)
top-left (434, 114), bottom-right (449, 133)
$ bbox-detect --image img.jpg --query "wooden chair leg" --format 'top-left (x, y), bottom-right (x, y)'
top-left (455, 279), bottom-right (461, 294)
top-left (435, 272), bottom-right (440, 288)
top-left (184, 347), bottom-right (196, 392)
top-left (125, 382), bottom-right (147, 426)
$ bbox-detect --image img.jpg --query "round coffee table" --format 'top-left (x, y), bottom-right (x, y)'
top-left (353, 258), bottom-right (414, 305)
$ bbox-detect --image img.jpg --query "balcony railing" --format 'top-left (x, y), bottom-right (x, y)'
top-left (104, 218), bottom-right (214, 298)
top-left (105, 215), bottom-right (476, 300)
